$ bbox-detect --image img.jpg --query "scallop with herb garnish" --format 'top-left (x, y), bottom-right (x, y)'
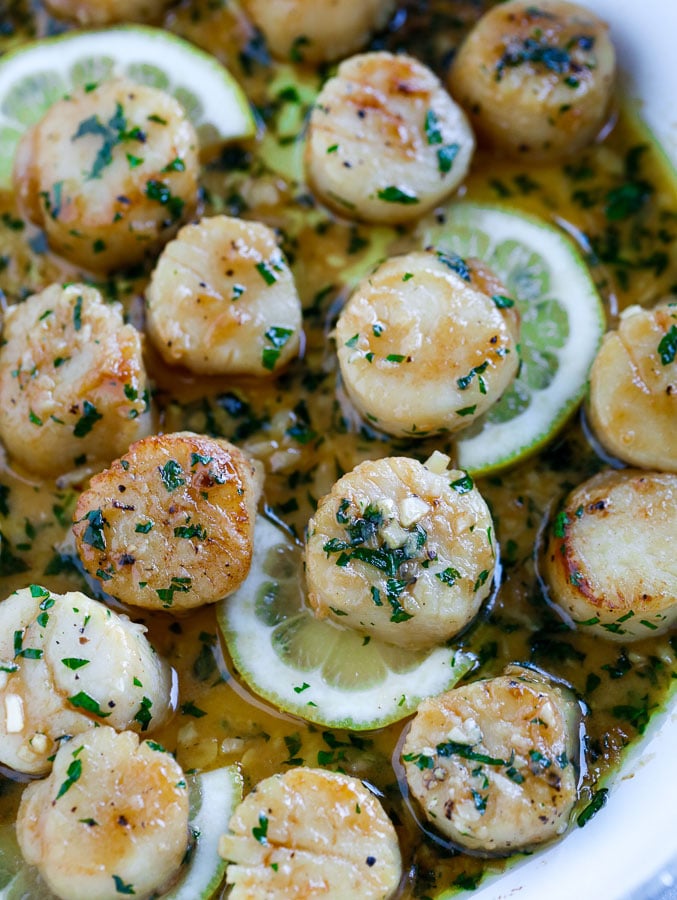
top-left (220, 767), bottom-right (402, 899)
top-left (305, 51), bottom-right (475, 223)
top-left (305, 452), bottom-right (496, 649)
top-left (335, 250), bottom-right (519, 437)
top-left (0, 586), bottom-right (174, 775)
top-left (73, 432), bottom-right (263, 612)
top-left (13, 76), bottom-right (198, 272)
top-left (17, 726), bottom-right (189, 900)
top-left (402, 667), bottom-right (581, 854)
top-left (0, 283), bottom-right (151, 477)
top-left (449, 0), bottom-right (616, 160)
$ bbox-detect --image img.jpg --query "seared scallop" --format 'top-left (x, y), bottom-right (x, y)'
top-left (146, 215), bottom-right (302, 375)
top-left (402, 667), bottom-right (581, 854)
top-left (73, 432), bottom-right (264, 612)
top-left (14, 77), bottom-right (198, 272)
top-left (543, 469), bottom-right (677, 640)
top-left (242, 0), bottom-right (395, 63)
top-left (0, 283), bottom-right (151, 477)
top-left (588, 301), bottom-right (677, 471)
top-left (449, 0), bottom-right (616, 160)
top-left (305, 52), bottom-right (475, 223)
top-left (334, 250), bottom-right (519, 437)
top-left (305, 453), bottom-right (496, 649)
top-left (17, 726), bottom-right (189, 900)
top-left (220, 767), bottom-right (402, 899)
top-left (0, 586), bottom-right (174, 775)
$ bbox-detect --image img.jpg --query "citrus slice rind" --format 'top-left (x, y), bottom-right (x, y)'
top-left (416, 203), bottom-right (605, 475)
top-left (0, 25), bottom-right (255, 187)
top-left (0, 766), bottom-right (241, 900)
top-left (217, 516), bottom-right (476, 731)
top-left (165, 766), bottom-right (243, 900)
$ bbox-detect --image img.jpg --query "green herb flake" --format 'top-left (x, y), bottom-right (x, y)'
top-left (82, 508), bottom-right (106, 551)
top-left (435, 566), bottom-right (461, 586)
top-left (61, 657), bottom-right (90, 670)
top-left (181, 701), bottom-right (207, 718)
top-left (492, 294), bottom-right (515, 309)
top-left (159, 460), bottom-right (185, 492)
top-left (112, 875), bottom-right (136, 895)
top-left (577, 788), bottom-right (608, 827)
top-left (73, 400), bottom-right (103, 437)
top-left (135, 521), bottom-right (153, 534)
top-left (450, 474), bottom-right (474, 494)
top-left (377, 186), bottom-right (419, 204)
top-left (252, 813), bottom-right (269, 844)
top-left (55, 758), bottom-right (83, 800)
top-left (68, 691), bottom-right (111, 718)
top-left (133, 696), bottom-right (153, 731)
top-left (262, 326), bottom-right (294, 371)
top-left (145, 179), bottom-right (185, 220)
top-left (658, 325), bottom-right (677, 365)
top-left (255, 261), bottom-right (279, 285)
top-left (438, 143), bottom-right (460, 173)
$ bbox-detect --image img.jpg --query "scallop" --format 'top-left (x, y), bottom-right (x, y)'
top-left (402, 668), bottom-right (581, 854)
top-left (0, 586), bottom-right (174, 775)
top-left (305, 454), bottom-right (496, 649)
top-left (588, 301), bottom-right (677, 472)
top-left (17, 726), bottom-right (189, 900)
top-left (73, 432), bottom-right (264, 612)
top-left (542, 469), bottom-right (677, 640)
top-left (449, 0), bottom-right (616, 160)
top-left (13, 76), bottom-right (199, 272)
top-left (220, 767), bottom-right (402, 899)
top-left (146, 215), bottom-right (302, 375)
top-left (242, 0), bottom-right (395, 63)
top-left (0, 283), bottom-right (151, 477)
top-left (305, 52), bottom-right (475, 223)
top-left (334, 250), bottom-right (519, 437)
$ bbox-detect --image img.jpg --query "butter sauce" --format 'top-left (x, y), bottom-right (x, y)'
top-left (0, 1), bottom-right (676, 896)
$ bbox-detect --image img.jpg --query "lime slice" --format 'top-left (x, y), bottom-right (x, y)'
top-left (217, 516), bottom-right (476, 730)
top-left (417, 203), bottom-right (605, 475)
top-left (0, 25), bottom-right (255, 187)
top-left (0, 766), bottom-right (242, 900)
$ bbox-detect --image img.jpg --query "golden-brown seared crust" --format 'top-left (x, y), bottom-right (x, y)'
top-left (73, 432), bottom-right (263, 612)
top-left (542, 469), bottom-right (677, 640)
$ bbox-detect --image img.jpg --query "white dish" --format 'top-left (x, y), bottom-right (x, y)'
top-left (469, 2), bottom-right (677, 898)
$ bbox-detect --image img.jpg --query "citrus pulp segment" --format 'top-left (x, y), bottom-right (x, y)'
top-left (217, 516), bottom-right (476, 730)
top-left (0, 26), bottom-right (255, 187)
top-left (0, 766), bottom-right (241, 900)
top-left (416, 203), bottom-right (605, 475)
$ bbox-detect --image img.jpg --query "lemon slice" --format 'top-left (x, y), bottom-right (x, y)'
top-left (416, 203), bottom-right (605, 475)
top-left (0, 766), bottom-right (242, 900)
top-left (217, 516), bottom-right (476, 730)
top-left (0, 25), bottom-right (255, 187)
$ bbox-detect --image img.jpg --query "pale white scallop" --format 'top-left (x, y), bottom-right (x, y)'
top-left (17, 726), bottom-right (189, 900)
top-left (220, 767), bottom-right (402, 899)
top-left (0, 587), bottom-right (174, 775)
top-left (146, 215), bottom-right (302, 375)
top-left (305, 52), bottom-right (475, 223)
